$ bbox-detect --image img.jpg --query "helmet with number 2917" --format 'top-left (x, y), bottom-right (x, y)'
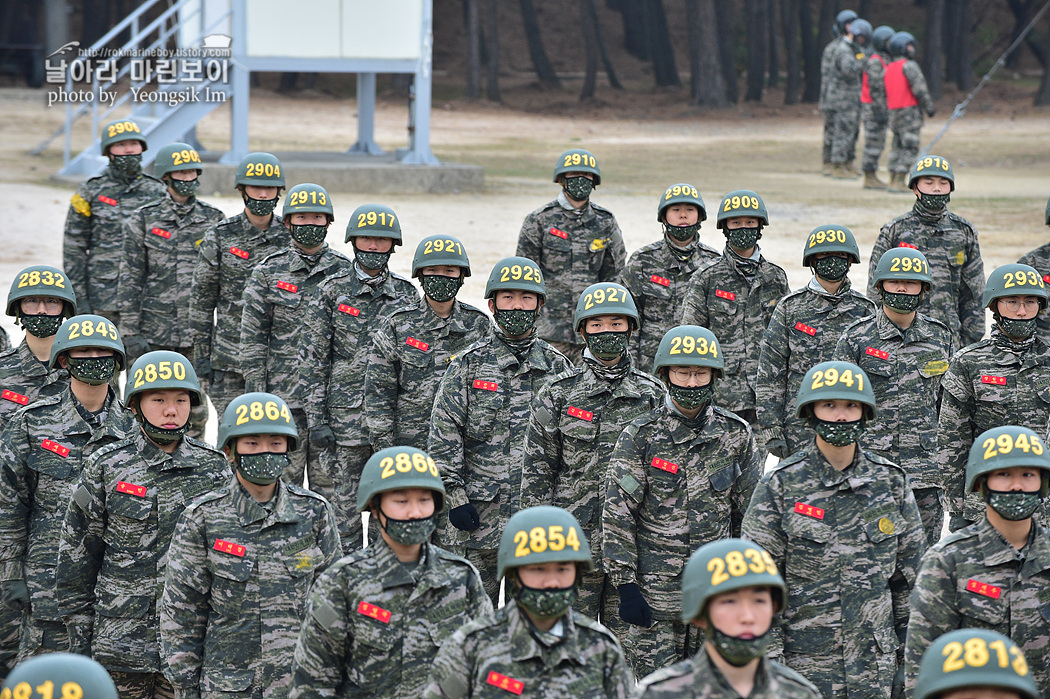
top-left (497, 506), bottom-right (592, 581)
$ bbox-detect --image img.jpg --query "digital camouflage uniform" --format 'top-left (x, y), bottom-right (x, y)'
top-left (0, 387), bottom-right (134, 659)
top-left (299, 265), bottom-right (419, 544)
top-left (0, 340), bottom-right (68, 430)
top-left (289, 540), bottom-right (492, 699)
top-left (757, 280), bottom-right (877, 455)
top-left (603, 399), bottom-right (760, 674)
top-left (428, 333), bottom-right (572, 604)
top-left (905, 517), bottom-right (1050, 698)
top-left (55, 430), bottom-right (229, 694)
top-left (741, 442), bottom-right (927, 699)
top-left (637, 646), bottom-right (821, 699)
top-left (160, 475), bottom-right (341, 699)
top-left (189, 212), bottom-right (290, 418)
top-left (869, 207), bottom-right (983, 349)
top-left (819, 36), bottom-right (866, 166)
top-left (835, 311), bottom-right (953, 544)
top-left (886, 60), bottom-right (934, 175)
top-left (861, 51), bottom-right (890, 174)
top-left (63, 167), bottom-right (166, 319)
top-left (619, 239), bottom-right (720, 371)
top-left (0, 331), bottom-right (8, 351)
top-left (422, 601), bottom-right (632, 699)
top-left (516, 195), bottom-right (625, 358)
top-left (1018, 243), bottom-right (1050, 347)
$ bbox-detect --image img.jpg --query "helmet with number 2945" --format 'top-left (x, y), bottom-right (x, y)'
top-left (965, 425), bottom-right (1050, 496)
top-left (497, 506), bottom-right (592, 581)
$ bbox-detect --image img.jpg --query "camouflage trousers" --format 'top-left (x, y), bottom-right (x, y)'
top-left (108, 671), bottom-right (175, 699)
top-left (16, 617), bottom-right (68, 662)
top-left (861, 104), bottom-right (890, 173)
top-left (622, 618), bottom-right (702, 678)
top-left (463, 547), bottom-right (500, 608)
top-left (321, 444), bottom-right (370, 551)
top-left (783, 646), bottom-right (896, 699)
top-left (824, 107), bottom-right (861, 164)
top-left (0, 605), bottom-right (18, 678)
top-left (889, 107), bottom-right (923, 173)
top-left (914, 486), bottom-right (944, 548)
top-left (545, 340), bottom-right (585, 366)
top-left (205, 368), bottom-right (245, 421)
top-left (126, 344), bottom-right (209, 439)
top-left (282, 407), bottom-right (333, 497)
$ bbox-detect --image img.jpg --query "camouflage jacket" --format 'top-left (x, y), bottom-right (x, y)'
top-left (835, 310), bottom-right (953, 488)
top-left (741, 443), bottom-right (927, 698)
top-left (119, 193), bottom-right (224, 347)
top-left (0, 387), bottom-right (134, 621)
top-left (0, 340), bottom-right (69, 430)
top-left (937, 331), bottom-right (1050, 516)
top-left (63, 167), bottom-right (167, 313)
top-left (363, 298), bottom-right (487, 451)
top-left (289, 540), bottom-right (492, 699)
top-left (820, 37), bottom-right (865, 111)
top-left (603, 400), bottom-right (760, 616)
top-left (756, 280), bottom-right (877, 451)
top-left (160, 476), bottom-right (341, 699)
top-left (1018, 243), bottom-right (1050, 347)
top-left (905, 517), bottom-right (1050, 698)
top-left (428, 333), bottom-right (572, 550)
top-left (869, 204), bottom-right (984, 349)
top-left (618, 236), bottom-right (720, 370)
top-left (422, 601), bottom-right (632, 699)
top-left (864, 53), bottom-right (889, 111)
top-left (516, 196), bottom-right (626, 344)
top-left (300, 265), bottom-right (419, 444)
top-left (681, 247), bottom-right (791, 412)
top-left (638, 646), bottom-right (821, 699)
top-left (189, 212), bottom-right (289, 371)
top-left (239, 245), bottom-right (353, 411)
top-left (519, 358), bottom-right (665, 569)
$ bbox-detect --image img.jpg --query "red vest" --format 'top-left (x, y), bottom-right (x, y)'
top-left (884, 59), bottom-right (919, 109)
top-left (860, 53), bottom-right (887, 104)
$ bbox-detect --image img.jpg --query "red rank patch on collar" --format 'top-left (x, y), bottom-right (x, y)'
top-left (715, 289), bottom-right (736, 300)
top-left (865, 347), bottom-right (889, 360)
top-left (473, 379), bottom-right (498, 391)
top-left (486, 671), bottom-right (524, 695)
top-left (40, 439), bottom-right (70, 457)
top-left (406, 336), bottom-right (429, 352)
top-left (357, 601), bottom-right (392, 623)
top-left (897, 242), bottom-right (918, 249)
top-left (150, 227), bottom-right (172, 239)
top-left (651, 457), bottom-right (679, 474)
top-left (794, 322), bottom-right (817, 336)
top-left (338, 303), bottom-right (360, 316)
top-left (214, 539), bottom-right (246, 557)
top-left (116, 481), bottom-right (147, 497)
top-left (229, 247), bottom-right (250, 259)
top-left (1044, 275), bottom-right (1050, 285)
top-left (97, 195), bottom-right (117, 206)
top-left (794, 502), bottom-right (825, 519)
top-left (567, 406), bottom-right (593, 421)
top-left (650, 274), bottom-right (671, 287)
top-left (276, 281), bottom-right (298, 293)
top-left (966, 579), bottom-right (1001, 599)
top-left (549, 227), bottom-right (568, 239)
top-left (1, 389), bottom-right (28, 405)
top-left (981, 375), bottom-right (1007, 386)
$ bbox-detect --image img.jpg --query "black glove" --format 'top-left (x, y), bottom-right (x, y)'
top-left (448, 503), bottom-right (481, 531)
top-left (926, 107), bottom-right (936, 118)
top-left (1, 579), bottom-right (29, 614)
top-left (948, 513), bottom-right (972, 532)
top-left (192, 356), bottom-right (213, 382)
top-left (310, 425), bottom-right (335, 451)
top-left (123, 335), bottom-right (150, 359)
top-left (617, 583), bottom-right (652, 628)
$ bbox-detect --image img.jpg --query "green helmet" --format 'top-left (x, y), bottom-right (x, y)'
top-left (801, 224), bottom-right (860, 266)
top-left (553, 149), bottom-right (601, 185)
top-left (965, 426), bottom-right (1050, 495)
top-left (982, 263), bottom-right (1048, 310)
top-left (356, 446), bottom-right (446, 513)
top-left (412, 234), bottom-right (471, 278)
top-left (795, 361), bottom-right (876, 420)
top-left (573, 282), bottom-right (638, 332)
top-left (871, 247), bottom-right (933, 290)
top-left (153, 142), bottom-right (202, 179)
top-left (657, 183), bottom-right (707, 223)
top-left (345, 203), bottom-right (402, 245)
top-left (217, 392), bottom-right (299, 452)
top-left (497, 506), bottom-right (593, 581)
top-left (100, 118), bottom-right (147, 155)
top-left (716, 190), bottom-right (768, 229)
top-left (235, 152), bottom-right (285, 187)
top-left (283, 183), bottom-right (334, 222)
top-left (49, 315), bottom-right (125, 371)
top-left (914, 628), bottom-right (1038, 699)
top-left (908, 154), bottom-right (955, 191)
top-left (124, 350), bottom-right (202, 407)
top-left (652, 325), bottom-right (724, 379)
top-left (485, 257), bottom-right (546, 300)
top-left (680, 538), bottom-right (785, 624)
top-left (2, 652), bottom-right (118, 699)
top-left (7, 265), bottom-right (77, 318)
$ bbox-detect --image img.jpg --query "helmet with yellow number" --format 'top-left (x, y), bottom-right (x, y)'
top-left (801, 224), bottom-right (860, 266)
top-left (357, 446), bottom-right (446, 513)
top-left (982, 263), bottom-right (1048, 311)
top-left (573, 282), bottom-right (638, 331)
top-left (100, 118), bottom-right (147, 155)
top-left (124, 350), bottom-right (202, 406)
top-left (795, 361), bottom-right (876, 420)
top-left (7, 265), bottom-right (77, 319)
top-left (553, 149), bottom-right (601, 185)
top-left (484, 256), bottom-right (545, 300)
top-left (283, 182), bottom-right (334, 222)
top-left (234, 152), bottom-right (285, 187)
top-left (652, 325), bottom-right (724, 378)
top-left (49, 315), bottom-right (125, 371)
top-left (908, 154), bottom-right (955, 191)
top-left (965, 425), bottom-right (1050, 495)
top-left (412, 234), bottom-right (471, 277)
top-left (914, 628), bottom-right (1038, 699)
top-left (217, 392), bottom-right (299, 452)
top-left (153, 142), bottom-right (203, 178)
top-left (657, 183), bottom-right (707, 223)
top-left (2, 652), bottom-right (118, 699)
top-left (871, 247), bottom-right (933, 290)
top-left (344, 203), bottom-right (402, 244)
top-left (496, 506), bottom-right (592, 581)
top-left (680, 538), bottom-right (785, 624)
top-left (716, 190), bottom-right (768, 229)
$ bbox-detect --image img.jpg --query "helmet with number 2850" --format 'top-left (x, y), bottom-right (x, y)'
top-left (124, 350), bottom-right (202, 406)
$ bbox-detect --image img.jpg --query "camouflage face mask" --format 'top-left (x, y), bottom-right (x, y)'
top-left (813, 418), bottom-right (864, 446)
top-left (517, 584), bottom-right (577, 620)
top-left (917, 192), bottom-right (950, 212)
top-left (138, 410), bottom-right (188, 446)
top-left (812, 255), bottom-right (850, 282)
top-left (986, 490), bottom-right (1043, 521)
top-left (997, 316), bottom-right (1038, 340)
top-left (706, 623), bottom-right (773, 667)
top-left (380, 511), bottom-right (437, 546)
top-left (420, 274), bottom-right (462, 303)
top-left (65, 355), bottom-right (117, 386)
top-left (291, 224), bottom-right (328, 248)
top-left (495, 308), bottom-right (537, 337)
top-left (356, 249), bottom-right (391, 272)
top-left (668, 383), bottom-right (714, 411)
top-left (664, 222), bottom-right (701, 242)
top-left (110, 153), bottom-right (142, 176)
top-left (170, 178), bottom-right (200, 198)
top-left (584, 330), bottom-right (629, 361)
top-left (243, 193), bottom-right (279, 217)
top-left (21, 313), bottom-right (64, 338)
top-left (725, 227), bottom-right (761, 251)
top-left (563, 176), bottom-right (593, 201)
top-left (882, 290), bottom-right (923, 313)
top-left (237, 452), bottom-right (288, 485)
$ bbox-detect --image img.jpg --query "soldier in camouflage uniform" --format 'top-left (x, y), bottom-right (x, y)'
top-left (681, 190), bottom-right (790, 459)
top-left (937, 264), bottom-right (1050, 530)
top-left (424, 506), bottom-right (632, 699)
top-left (820, 9), bottom-right (857, 175)
top-left (906, 426), bottom-right (1050, 698)
top-left (604, 325), bottom-right (760, 675)
top-left (618, 184), bottom-right (720, 370)
top-left (884, 33), bottom-right (937, 191)
top-left (363, 234), bottom-right (488, 453)
top-left (189, 152), bottom-right (290, 419)
top-left (0, 315), bottom-right (134, 661)
top-left (914, 628), bottom-right (1039, 699)
top-left (1016, 196), bottom-right (1050, 346)
top-left (743, 360), bottom-right (927, 699)
top-left (820, 13), bottom-right (868, 179)
top-left (835, 247), bottom-right (953, 545)
top-left (160, 392), bottom-right (341, 699)
top-left (516, 149), bottom-right (626, 360)
top-left (299, 204), bottom-right (417, 548)
top-left (637, 539), bottom-right (821, 699)
top-left (2, 652), bottom-right (119, 698)
top-left (519, 282), bottom-right (664, 626)
top-left (119, 143), bottom-right (224, 439)
top-left (860, 25), bottom-right (895, 190)
top-left (240, 183), bottom-right (352, 495)
top-left (757, 225), bottom-right (877, 458)
top-left (428, 257), bottom-right (572, 605)
top-left (63, 118), bottom-right (166, 321)
top-left (290, 446), bottom-right (492, 699)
